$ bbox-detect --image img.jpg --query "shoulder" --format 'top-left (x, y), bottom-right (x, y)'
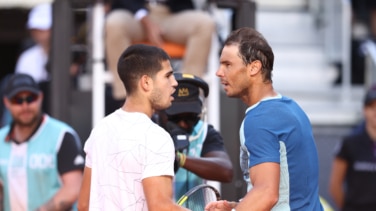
top-left (336, 132), bottom-right (367, 150)
top-left (15, 45), bottom-right (46, 70)
top-left (148, 122), bottom-right (172, 139)
top-left (17, 45), bottom-right (43, 60)
top-left (47, 115), bottom-right (75, 129)
top-left (44, 115), bottom-right (79, 138)
top-left (342, 132), bottom-right (368, 145)
top-left (206, 124), bottom-right (220, 135)
top-left (0, 125), bottom-right (10, 138)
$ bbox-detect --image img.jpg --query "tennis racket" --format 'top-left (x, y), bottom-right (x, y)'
top-left (176, 184), bottom-right (221, 210)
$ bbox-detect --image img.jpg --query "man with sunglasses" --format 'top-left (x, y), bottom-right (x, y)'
top-left (157, 72), bottom-right (233, 200)
top-left (0, 74), bottom-right (85, 211)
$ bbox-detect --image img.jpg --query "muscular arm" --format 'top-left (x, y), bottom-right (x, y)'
top-left (142, 176), bottom-right (190, 211)
top-left (181, 124), bottom-right (233, 182)
top-left (328, 158), bottom-right (347, 209)
top-left (77, 167), bottom-right (91, 211)
top-left (37, 170), bottom-right (83, 211)
top-left (205, 162), bottom-right (279, 211)
top-left (183, 151), bottom-right (233, 182)
top-left (236, 162), bottom-right (280, 211)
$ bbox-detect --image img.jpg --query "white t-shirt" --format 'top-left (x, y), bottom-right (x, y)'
top-left (84, 109), bottom-right (175, 210)
top-left (15, 45), bottom-right (49, 82)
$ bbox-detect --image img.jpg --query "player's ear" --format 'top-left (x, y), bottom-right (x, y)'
top-left (140, 74), bottom-right (152, 91)
top-left (249, 60), bottom-right (262, 76)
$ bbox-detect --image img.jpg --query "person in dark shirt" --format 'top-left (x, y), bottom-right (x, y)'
top-left (156, 72), bottom-right (233, 200)
top-left (329, 84), bottom-right (376, 211)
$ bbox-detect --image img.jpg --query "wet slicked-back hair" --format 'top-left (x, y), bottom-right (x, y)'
top-left (224, 27), bottom-right (274, 82)
top-left (117, 44), bottom-right (171, 95)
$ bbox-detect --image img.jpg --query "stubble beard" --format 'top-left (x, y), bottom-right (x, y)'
top-left (150, 87), bottom-right (171, 111)
top-left (14, 111), bottom-right (41, 128)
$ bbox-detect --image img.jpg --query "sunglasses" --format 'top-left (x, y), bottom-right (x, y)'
top-left (168, 114), bottom-right (200, 125)
top-left (10, 94), bottom-right (38, 105)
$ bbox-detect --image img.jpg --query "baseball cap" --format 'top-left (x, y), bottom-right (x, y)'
top-left (27, 3), bottom-right (52, 30)
top-left (3, 74), bottom-right (40, 99)
top-left (364, 84), bottom-right (376, 106)
top-left (165, 73), bottom-right (209, 115)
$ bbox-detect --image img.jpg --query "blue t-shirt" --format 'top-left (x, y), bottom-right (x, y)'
top-left (239, 95), bottom-right (323, 211)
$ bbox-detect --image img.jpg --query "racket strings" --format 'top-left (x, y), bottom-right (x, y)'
top-left (183, 187), bottom-right (218, 211)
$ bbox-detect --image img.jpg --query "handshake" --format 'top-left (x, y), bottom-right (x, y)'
top-left (165, 121), bottom-right (190, 172)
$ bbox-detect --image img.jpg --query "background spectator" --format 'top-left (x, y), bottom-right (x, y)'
top-left (329, 84), bottom-right (376, 211)
top-left (14, 2), bottom-right (52, 113)
top-left (0, 73), bottom-right (84, 210)
top-left (156, 72), bottom-right (233, 200)
top-left (104, 0), bottom-right (216, 114)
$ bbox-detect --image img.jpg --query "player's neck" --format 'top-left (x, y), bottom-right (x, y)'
top-left (245, 83), bottom-right (276, 106)
top-left (122, 98), bottom-right (153, 118)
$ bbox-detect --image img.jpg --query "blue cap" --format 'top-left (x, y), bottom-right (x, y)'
top-left (4, 74), bottom-right (40, 99)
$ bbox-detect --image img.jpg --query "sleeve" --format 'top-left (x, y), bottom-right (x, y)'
top-left (334, 136), bottom-right (350, 160)
top-left (201, 124), bottom-right (226, 156)
top-left (82, 129), bottom-right (96, 168)
top-left (142, 127), bottom-right (175, 179)
top-left (243, 114), bottom-right (281, 168)
top-left (334, 132), bottom-right (366, 161)
top-left (57, 132), bottom-right (85, 175)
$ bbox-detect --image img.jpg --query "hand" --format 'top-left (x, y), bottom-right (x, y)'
top-left (205, 200), bottom-right (236, 211)
top-left (140, 15), bottom-right (164, 46)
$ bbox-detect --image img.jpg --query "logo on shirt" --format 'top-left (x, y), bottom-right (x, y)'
top-left (354, 161), bottom-right (376, 172)
top-left (29, 154), bottom-right (54, 169)
top-left (74, 155), bottom-right (84, 166)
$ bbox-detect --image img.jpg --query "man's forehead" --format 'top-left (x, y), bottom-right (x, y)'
top-left (161, 59), bottom-right (172, 67)
top-left (159, 60), bottom-right (173, 73)
top-left (222, 44), bottom-right (239, 52)
top-left (220, 45), bottom-right (241, 60)
top-left (12, 91), bottom-right (36, 97)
